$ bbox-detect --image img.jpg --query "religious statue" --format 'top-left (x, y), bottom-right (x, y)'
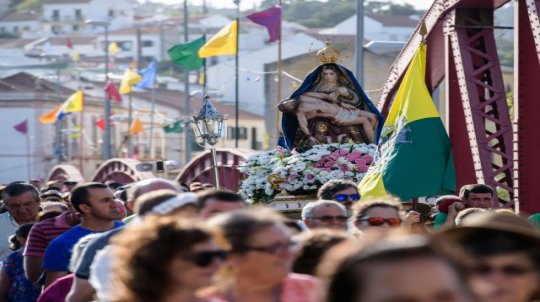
top-left (279, 41), bottom-right (384, 150)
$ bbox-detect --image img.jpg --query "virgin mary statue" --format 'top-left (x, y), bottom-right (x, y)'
top-left (278, 41), bottom-right (384, 150)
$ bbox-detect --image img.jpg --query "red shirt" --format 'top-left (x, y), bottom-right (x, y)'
top-left (23, 212), bottom-right (73, 257)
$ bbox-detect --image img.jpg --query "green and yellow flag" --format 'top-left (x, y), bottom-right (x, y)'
top-left (358, 43), bottom-right (456, 201)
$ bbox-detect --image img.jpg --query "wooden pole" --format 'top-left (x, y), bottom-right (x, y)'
top-left (275, 0), bottom-right (282, 146)
top-left (25, 123), bottom-right (31, 180)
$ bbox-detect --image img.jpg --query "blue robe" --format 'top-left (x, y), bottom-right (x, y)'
top-left (279, 63), bottom-right (384, 150)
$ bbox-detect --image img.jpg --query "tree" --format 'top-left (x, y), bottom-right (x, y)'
top-left (15, 0), bottom-right (42, 11)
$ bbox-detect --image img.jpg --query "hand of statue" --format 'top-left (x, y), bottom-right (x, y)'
top-left (340, 102), bottom-right (356, 110)
top-left (328, 92), bottom-right (339, 102)
top-left (308, 136), bottom-right (320, 145)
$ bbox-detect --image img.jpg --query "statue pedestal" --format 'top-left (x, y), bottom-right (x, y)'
top-left (268, 193), bottom-right (318, 214)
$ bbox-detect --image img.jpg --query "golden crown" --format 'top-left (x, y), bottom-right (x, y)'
top-left (316, 40), bottom-right (340, 64)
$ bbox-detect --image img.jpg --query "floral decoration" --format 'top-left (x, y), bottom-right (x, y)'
top-left (238, 143), bottom-right (377, 203)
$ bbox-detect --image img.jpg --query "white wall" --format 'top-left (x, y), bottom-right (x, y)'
top-left (0, 20), bottom-right (40, 35)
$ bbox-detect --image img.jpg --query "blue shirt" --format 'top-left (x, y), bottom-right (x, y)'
top-left (42, 221), bottom-right (123, 272)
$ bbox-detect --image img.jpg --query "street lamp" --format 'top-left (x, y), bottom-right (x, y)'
top-left (185, 94), bottom-right (226, 189)
top-left (86, 19), bottom-right (112, 160)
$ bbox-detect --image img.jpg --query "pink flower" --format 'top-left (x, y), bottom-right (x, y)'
top-left (291, 148), bottom-right (298, 155)
top-left (356, 164), bottom-right (369, 172)
top-left (277, 146), bottom-right (286, 155)
top-left (340, 164), bottom-right (350, 172)
top-left (306, 174), bottom-right (315, 181)
top-left (324, 160), bottom-right (337, 168)
top-left (362, 155), bottom-right (374, 164)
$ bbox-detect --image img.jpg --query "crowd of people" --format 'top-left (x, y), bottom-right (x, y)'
top-left (0, 177), bottom-right (538, 302)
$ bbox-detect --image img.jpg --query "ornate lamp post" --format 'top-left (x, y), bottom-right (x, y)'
top-left (186, 94), bottom-right (226, 189)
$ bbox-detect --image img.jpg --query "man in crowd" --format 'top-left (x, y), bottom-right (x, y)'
top-left (43, 182), bottom-right (124, 286)
top-left (317, 179), bottom-right (360, 210)
top-left (352, 199), bottom-right (403, 233)
top-left (302, 200), bottom-right (348, 231)
top-left (0, 182), bottom-right (40, 260)
top-left (434, 184), bottom-right (494, 229)
top-left (67, 178), bottom-right (180, 302)
top-left (197, 190), bottom-right (247, 219)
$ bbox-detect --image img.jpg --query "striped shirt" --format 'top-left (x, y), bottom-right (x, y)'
top-left (23, 211), bottom-right (73, 258)
top-left (0, 212), bottom-right (18, 261)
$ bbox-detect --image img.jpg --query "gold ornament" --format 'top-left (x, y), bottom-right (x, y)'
top-left (316, 40), bottom-right (340, 64)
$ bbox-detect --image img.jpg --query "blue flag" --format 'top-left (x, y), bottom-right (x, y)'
top-left (136, 61), bottom-right (157, 89)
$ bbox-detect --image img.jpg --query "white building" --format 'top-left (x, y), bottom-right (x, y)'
top-left (42, 0), bottom-right (133, 35)
top-left (0, 10), bottom-right (41, 36)
top-left (319, 14), bottom-right (417, 41)
top-left (205, 32), bottom-right (324, 116)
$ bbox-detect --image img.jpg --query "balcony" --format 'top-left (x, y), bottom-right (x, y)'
top-left (44, 15), bottom-right (85, 23)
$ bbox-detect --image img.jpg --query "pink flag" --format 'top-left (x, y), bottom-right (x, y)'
top-left (14, 119), bottom-right (28, 134)
top-left (247, 5), bottom-right (282, 42)
top-left (65, 38), bottom-right (73, 49)
top-left (104, 80), bottom-right (122, 102)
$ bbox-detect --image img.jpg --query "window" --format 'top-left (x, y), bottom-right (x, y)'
top-left (1, 27), bottom-right (5, 32)
top-left (52, 10), bottom-right (59, 21)
top-left (142, 40), bottom-right (153, 47)
top-left (227, 127), bottom-right (248, 140)
top-left (23, 26), bottom-right (29, 31)
top-left (73, 25), bottom-right (79, 31)
top-left (75, 9), bottom-right (82, 20)
top-left (108, 9), bottom-right (114, 17)
top-left (13, 26), bottom-right (18, 33)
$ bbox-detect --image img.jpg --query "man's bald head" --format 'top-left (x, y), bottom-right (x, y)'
top-left (126, 179), bottom-right (179, 210)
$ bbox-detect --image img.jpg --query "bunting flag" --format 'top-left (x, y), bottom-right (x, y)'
top-left (198, 20), bottom-right (238, 58)
top-left (65, 38), bottom-right (73, 49)
top-left (247, 5), bottom-right (282, 42)
top-left (13, 119), bottom-right (28, 134)
top-left (109, 42), bottom-right (119, 54)
top-left (168, 36), bottom-right (205, 70)
top-left (72, 49), bottom-right (80, 62)
top-left (104, 80), bottom-right (122, 102)
top-left (70, 126), bottom-right (81, 139)
top-left (136, 60), bottom-right (157, 89)
top-left (39, 90), bottom-right (84, 124)
top-left (96, 114), bottom-right (116, 130)
top-left (162, 120), bottom-right (183, 133)
top-left (119, 68), bottom-right (142, 94)
top-left (128, 117), bottom-right (143, 135)
top-left (358, 43), bottom-right (456, 201)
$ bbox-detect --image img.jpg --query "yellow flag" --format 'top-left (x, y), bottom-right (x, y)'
top-left (71, 126), bottom-right (81, 139)
top-left (39, 104), bottom-right (62, 124)
top-left (198, 20), bottom-right (238, 58)
top-left (128, 117), bottom-right (143, 135)
top-left (119, 68), bottom-right (142, 94)
top-left (198, 72), bottom-right (205, 85)
top-left (63, 90), bottom-right (84, 113)
top-left (109, 42), bottom-right (119, 54)
top-left (72, 49), bottom-right (80, 62)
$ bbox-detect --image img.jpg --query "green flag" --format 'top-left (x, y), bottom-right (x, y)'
top-left (168, 36), bottom-right (205, 71)
top-left (358, 43), bottom-right (456, 201)
top-left (163, 120), bottom-right (183, 133)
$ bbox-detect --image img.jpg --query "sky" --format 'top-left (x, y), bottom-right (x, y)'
top-left (150, 0), bottom-right (433, 11)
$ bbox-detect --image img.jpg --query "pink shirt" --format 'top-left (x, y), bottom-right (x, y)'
top-left (23, 212), bottom-right (73, 257)
top-left (37, 273), bottom-right (74, 302)
top-left (210, 273), bottom-right (319, 302)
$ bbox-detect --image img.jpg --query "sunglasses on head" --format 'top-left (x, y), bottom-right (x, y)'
top-left (334, 194), bottom-right (360, 202)
top-left (471, 264), bottom-right (536, 276)
top-left (192, 250), bottom-right (227, 267)
top-left (241, 240), bottom-right (296, 254)
top-left (358, 217), bottom-right (402, 227)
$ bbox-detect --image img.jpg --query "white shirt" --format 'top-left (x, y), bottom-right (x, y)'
top-left (0, 212), bottom-right (18, 261)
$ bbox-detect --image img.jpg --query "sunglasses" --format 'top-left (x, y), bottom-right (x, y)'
top-left (310, 215), bottom-right (348, 223)
top-left (192, 250), bottom-right (227, 267)
top-left (471, 264), bottom-right (536, 277)
top-left (334, 194), bottom-right (360, 202)
top-left (241, 240), bottom-right (296, 254)
top-left (358, 217), bottom-right (402, 227)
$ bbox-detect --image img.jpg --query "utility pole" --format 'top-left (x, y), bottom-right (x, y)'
top-left (183, 0), bottom-right (192, 164)
top-left (355, 0), bottom-right (364, 85)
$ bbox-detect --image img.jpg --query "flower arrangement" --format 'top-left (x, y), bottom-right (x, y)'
top-left (238, 143), bottom-right (377, 203)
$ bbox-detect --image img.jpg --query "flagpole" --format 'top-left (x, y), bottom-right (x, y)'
top-left (25, 121), bottom-right (31, 180)
top-left (275, 0), bottom-right (282, 147)
top-left (149, 84), bottom-right (156, 160)
top-left (79, 110), bottom-right (84, 171)
top-left (54, 57), bottom-right (62, 164)
top-left (203, 34), bottom-right (207, 90)
top-left (128, 91), bottom-right (133, 157)
top-left (183, 0), bottom-right (192, 164)
top-left (234, 0), bottom-right (240, 148)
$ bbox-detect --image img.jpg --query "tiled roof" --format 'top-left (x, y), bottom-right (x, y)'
top-left (0, 10), bottom-right (41, 22)
top-left (0, 39), bottom-right (35, 48)
top-left (0, 72), bottom-right (75, 94)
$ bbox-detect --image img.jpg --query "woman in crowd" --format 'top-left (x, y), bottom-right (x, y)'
top-left (292, 229), bottom-right (348, 276)
top-left (0, 223), bottom-right (40, 302)
top-left (442, 212), bottom-right (540, 302)
top-left (111, 216), bottom-right (224, 302)
top-left (319, 235), bottom-right (473, 302)
top-left (207, 208), bottom-right (318, 302)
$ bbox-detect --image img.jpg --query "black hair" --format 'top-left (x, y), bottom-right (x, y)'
top-left (317, 179), bottom-right (358, 200)
top-left (2, 183), bottom-right (40, 206)
top-left (10, 222), bottom-right (34, 251)
top-left (70, 182), bottom-right (109, 213)
top-left (459, 184), bottom-right (494, 199)
top-left (197, 190), bottom-right (245, 210)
